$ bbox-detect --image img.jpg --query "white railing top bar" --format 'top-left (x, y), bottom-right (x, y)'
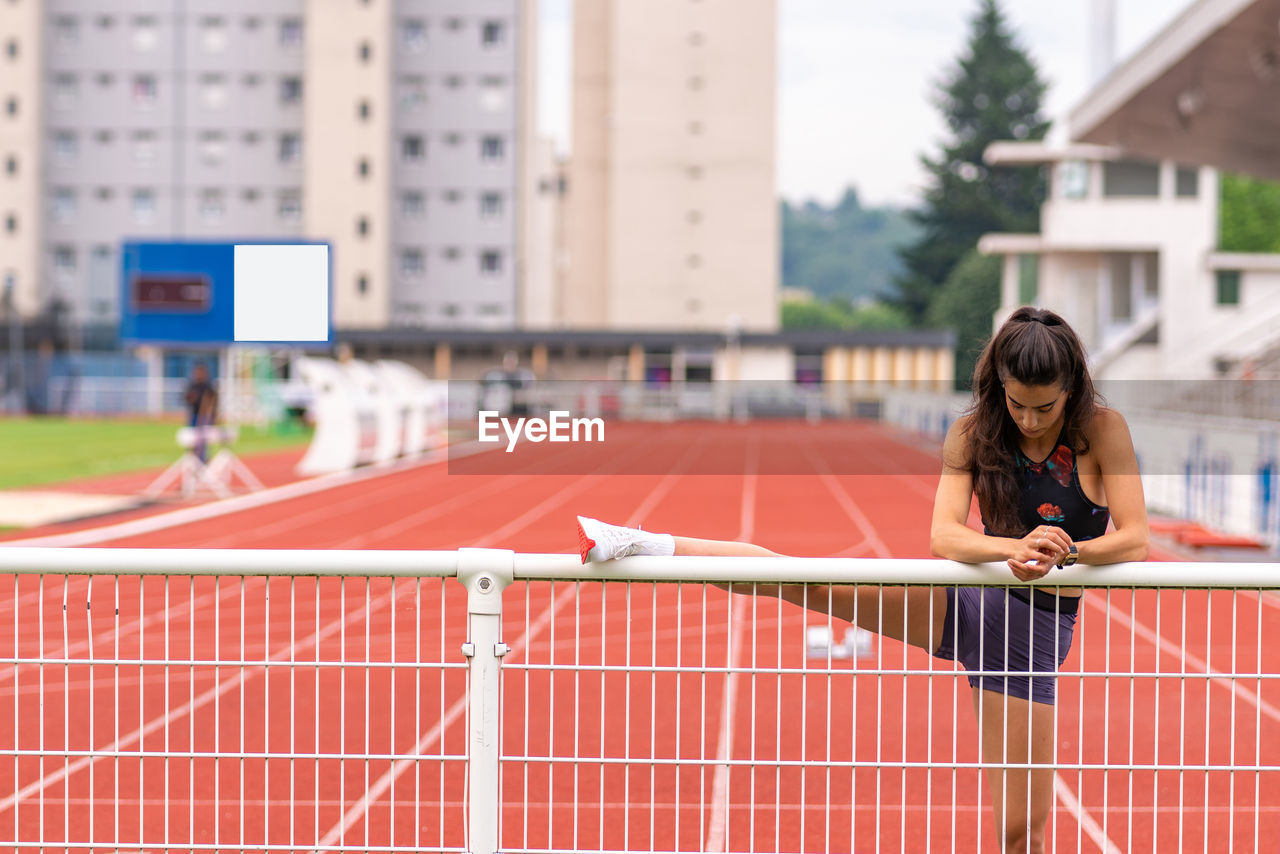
top-left (0, 547), bottom-right (458, 577)
top-left (511, 554), bottom-right (1280, 588)
top-left (0, 547), bottom-right (1276, 587)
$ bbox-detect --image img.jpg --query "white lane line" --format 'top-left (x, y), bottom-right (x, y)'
top-left (313, 449), bottom-right (700, 847)
top-left (1088, 595), bottom-right (1280, 723)
top-left (706, 441), bottom-right (758, 852)
top-left (312, 582), bottom-right (580, 850)
top-left (1053, 774), bottom-right (1124, 854)
top-left (0, 443), bottom-right (486, 548)
top-left (0, 581), bottom-right (406, 813)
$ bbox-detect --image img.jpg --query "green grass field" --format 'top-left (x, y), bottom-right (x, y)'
top-left (0, 417), bottom-right (312, 490)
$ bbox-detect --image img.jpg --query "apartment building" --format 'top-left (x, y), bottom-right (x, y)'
top-left (0, 0), bottom-right (538, 334)
top-left (564, 0), bottom-right (779, 333)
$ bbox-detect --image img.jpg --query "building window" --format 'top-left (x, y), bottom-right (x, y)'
top-left (132, 131), bottom-right (157, 164)
top-left (480, 136), bottom-right (504, 162)
top-left (243, 188), bottom-right (259, 204)
top-left (1216, 270), bottom-right (1242, 306)
top-left (94, 130), bottom-right (113, 146)
top-left (480, 192), bottom-right (502, 219)
top-left (280, 18), bottom-right (303, 47)
top-left (5, 39), bottom-right (17, 60)
top-left (4, 97), bottom-right (15, 117)
top-left (278, 190), bottom-right (302, 221)
top-left (131, 189), bottom-right (156, 221)
top-left (53, 246), bottom-right (77, 275)
top-left (477, 304), bottom-right (504, 316)
top-left (53, 74), bottom-right (78, 108)
top-left (279, 133), bottom-right (302, 164)
top-left (358, 41), bottom-right (371, 62)
top-left (443, 246), bottom-right (461, 260)
top-left (444, 132), bottom-right (463, 147)
top-left (198, 132), bottom-right (226, 166)
top-left (398, 76), bottom-right (427, 110)
top-left (1056, 160), bottom-right (1089, 200)
top-left (356, 216), bottom-right (369, 237)
top-left (357, 158), bottom-right (370, 179)
top-left (357, 99), bottom-right (370, 121)
top-left (401, 191), bottom-right (424, 218)
top-left (4, 214), bottom-right (16, 234)
top-left (200, 74), bottom-right (227, 109)
top-left (444, 75), bottom-right (464, 89)
top-left (48, 189), bottom-right (73, 224)
top-left (481, 21), bottom-right (505, 46)
top-left (402, 19), bottom-right (427, 51)
top-left (132, 16), bottom-right (158, 52)
top-left (132, 75), bottom-right (158, 106)
top-left (280, 76), bottom-right (303, 105)
top-left (479, 77), bottom-right (507, 112)
top-left (443, 190), bottom-right (461, 205)
top-left (53, 16), bottom-right (79, 46)
top-left (95, 72), bottom-right (115, 89)
top-left (4, 156), bottom-right (15, 175)
top-left (1103, 159), bottom-right (1160, 197)
top-left (445, 18), bottom-right (464, 32)
top-left (53, 131), bottom-right (77, 161)
top-left (401, 135), bottom-right (425, 162)
top-left (243, 73), bottom-right (262, 89)
top-left (198, 189), bottom-right (224, 221)
top-left (200, 17), bottom-right (227, 52)
top-left (357, 274), bottom-right (369, 295)
top-left (243, 131), bottom-right (260, 146)
top-left (244, 16), bottom-right (261, 32)
top-left (94, 187), bottom-right (114, 202)
top-left (1176, 165), bottom-right (1199, 198)
top-left (96, 15), bottom-right (115, 30)
top-left (400, 249), bottom-right (424, 276)
top-left (480, 250), bottom-right (502, 274)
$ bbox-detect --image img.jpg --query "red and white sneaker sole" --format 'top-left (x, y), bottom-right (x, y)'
top-left (576, 517), bottom-right (598, 563)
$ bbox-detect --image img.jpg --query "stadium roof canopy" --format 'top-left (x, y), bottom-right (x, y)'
top-left (1069, 0), bottom-right (1280, 179)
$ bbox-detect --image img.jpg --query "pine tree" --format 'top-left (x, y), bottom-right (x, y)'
top-left (895, 0), bottom-right (1050, 324)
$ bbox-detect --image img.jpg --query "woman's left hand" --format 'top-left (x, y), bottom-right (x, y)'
top-left (1008, 524), bottom-right (1072, 581)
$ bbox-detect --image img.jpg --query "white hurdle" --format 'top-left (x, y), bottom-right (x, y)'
top-left (295, 356), bottom-right (446, 475)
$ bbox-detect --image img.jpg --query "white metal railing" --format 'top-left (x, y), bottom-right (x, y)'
top-left (0, 548), bottom-right (1276, 852)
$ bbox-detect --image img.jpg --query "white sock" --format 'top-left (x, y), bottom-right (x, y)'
top-left (637, 531), bottom-right (676, 557)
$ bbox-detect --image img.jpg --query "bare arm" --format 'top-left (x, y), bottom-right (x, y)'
top-left (1073, 408), bottom-right (1149, 565)
top-left (929, 417), bottom-right (1070, 572)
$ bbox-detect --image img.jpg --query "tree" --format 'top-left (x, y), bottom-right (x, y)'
top-left (925, 249), bottom-right (1002, 389)
top-left (780, 188), bottom-right (918, 305)
top-left (895, 0), bottom-right (1050, 324)
top-left (781, 296), bottom-right (910, 331)
top-left (1220, 173), bottom-right (1280, 253)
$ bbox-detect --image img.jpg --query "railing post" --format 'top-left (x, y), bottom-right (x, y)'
top-left (457, 547), bottom-right (514, 854)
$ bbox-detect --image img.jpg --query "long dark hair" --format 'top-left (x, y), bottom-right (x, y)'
top-left (964, 306), bottom-right (1098, 536)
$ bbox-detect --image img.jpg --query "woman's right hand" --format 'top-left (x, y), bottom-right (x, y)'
top-left (1007, 525), bottom-right (1072, 581)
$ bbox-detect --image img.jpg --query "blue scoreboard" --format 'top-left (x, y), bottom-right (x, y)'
top-left (120, 240), bottom-right (331, 347)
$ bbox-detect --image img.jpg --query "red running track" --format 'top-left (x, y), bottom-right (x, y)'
top-left (0, 420), bottom-right (1277, 852)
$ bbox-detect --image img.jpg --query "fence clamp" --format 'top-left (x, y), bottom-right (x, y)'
top-left (461, 642), bottom-right (475, 658)
top-left (456, 547), bottom-right (515, 616)
top-left (494, 642), bottom-right (510, 657)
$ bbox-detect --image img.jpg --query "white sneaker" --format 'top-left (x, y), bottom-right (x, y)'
top-left (577, 515), bottom-right (676, 563)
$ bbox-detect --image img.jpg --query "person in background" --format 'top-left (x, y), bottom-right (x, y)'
top-left (184, 362), bottom-right (219, 462)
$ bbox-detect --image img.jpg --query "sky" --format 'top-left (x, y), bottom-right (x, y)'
top-left (537, 0), bottom-right (1187, 207)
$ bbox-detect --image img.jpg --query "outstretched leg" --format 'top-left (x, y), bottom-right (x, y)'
top-left (577, 517), bottom-right (947, 653)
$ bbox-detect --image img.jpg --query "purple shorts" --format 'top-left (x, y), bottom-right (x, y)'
top-left (932, 587), bottom-right (1080, 705)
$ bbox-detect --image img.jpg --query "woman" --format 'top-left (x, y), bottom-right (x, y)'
top-left (574, 306), bottom-right (1149, 853)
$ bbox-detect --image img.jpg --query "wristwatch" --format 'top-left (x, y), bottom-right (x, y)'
top-left (1058, 544), bottom-right (1078, 567)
